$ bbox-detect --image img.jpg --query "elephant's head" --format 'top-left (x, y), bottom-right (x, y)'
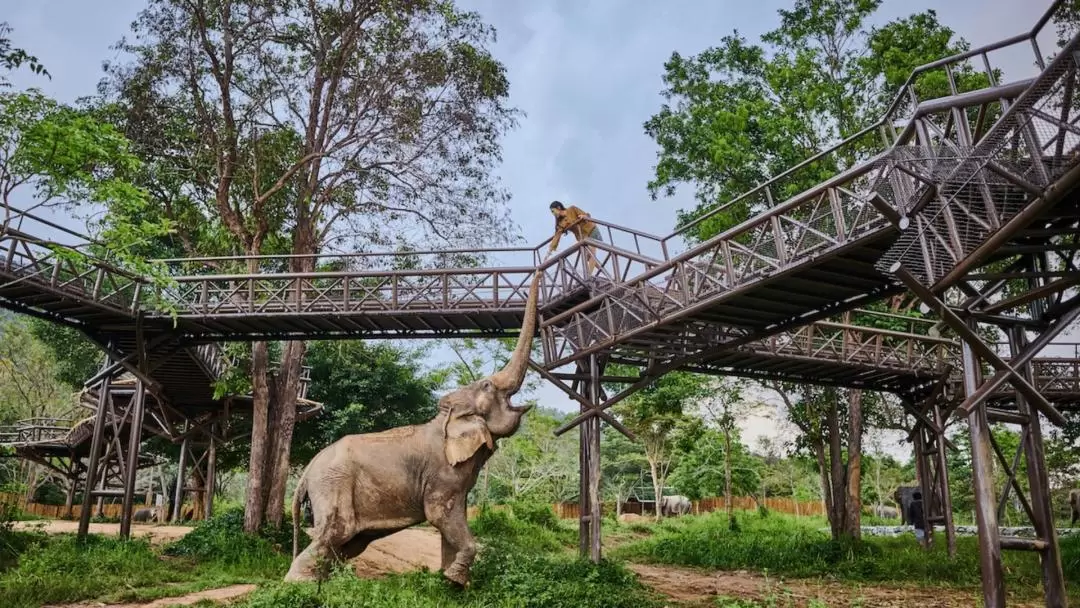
top-left (440, 273), bottom-right (542, 466)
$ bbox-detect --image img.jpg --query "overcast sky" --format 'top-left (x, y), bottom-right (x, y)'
top-left (2, 0), bottom-right (1061, 458)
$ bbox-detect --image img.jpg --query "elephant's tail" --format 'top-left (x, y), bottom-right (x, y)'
top-left (292, 465), bottom-right (309, 559)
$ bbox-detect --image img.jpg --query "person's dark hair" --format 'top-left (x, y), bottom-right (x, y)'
top-left (549, 201), bottom-right (565, 210)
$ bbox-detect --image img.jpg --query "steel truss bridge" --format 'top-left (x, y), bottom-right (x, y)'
top-left (1, 2), bottom-right (1080, 605)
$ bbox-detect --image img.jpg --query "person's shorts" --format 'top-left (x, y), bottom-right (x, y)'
top-left (588, 227), bottom-right (603, 242)
top-left (914, 528), bottom-right (926, 541)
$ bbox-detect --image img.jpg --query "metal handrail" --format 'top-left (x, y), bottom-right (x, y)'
top-left (661, 0), bottom-right (1066, 247)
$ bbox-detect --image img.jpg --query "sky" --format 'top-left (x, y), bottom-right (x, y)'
top-left (2, 0), bottom-right (1064, 460)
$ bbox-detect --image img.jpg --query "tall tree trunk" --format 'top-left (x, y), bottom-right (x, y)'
top-left (648, 457), bottom-right (662, 521)
top-left (723, 426), bottom-right (734, 526)
top-left (243, 340), bottom-right (273, 533)
top-left (265, 340), bottom-right (305, 527)
top-left (843, 389), bottom-right (863, 540)
top-left (826, 395), bottom-right (846, 539)
top-left (814, 441), bottom-right (831, 519)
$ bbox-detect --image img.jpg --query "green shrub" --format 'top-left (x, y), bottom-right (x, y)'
top-left (470, 507), bottom-right (574, 554)
top-left (163, 507), bottom-right (297, 578)
top-left (508, 500), bottom-right (561, 530)
top-left (0, 502), bottom-right (46, 571)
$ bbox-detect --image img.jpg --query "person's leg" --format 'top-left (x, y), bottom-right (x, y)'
top-left (586, 228), bottom-right (603, 275)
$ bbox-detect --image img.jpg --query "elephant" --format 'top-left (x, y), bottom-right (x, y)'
top-left (285, 273), bottom-right (541, 587)
top-left (133, 507), bottom-right (156, 523)
top-left (1070, 489), bottom-right (1079, 526)
top-left (870, 504), bottom-right (898, 519)
top-left (893, 486), bottom-right (920, 525)
top-left (659, 495), bottom-right (691, 517)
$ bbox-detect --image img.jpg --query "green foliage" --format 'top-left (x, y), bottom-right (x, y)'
top-left (479, 407), bottom-right (578, 504)
top-left (645, 0), bottom-right (988, 242)
top-left (615, 510), bottom-right (1076, 590)
top-left (0, 502), bottom-right (46, 571)
top-left (0, 535), bottom-right (193, 608)
top-left (0, 315), bottom-right (75, 425)
top-left (0, 23), bottom-right (48, 86)
top-left (164, 507), bottom-right (301, 575)
top-left (469, 507), bottom-right (575, 554)
top-left (238, 526), bottom-right (659, 608)
top-left (26, 319), bottom-right (102, 388)
top-left (670, 425), bottom-right (762, 500)
top-left (292, 341), bottom-right (440, 465)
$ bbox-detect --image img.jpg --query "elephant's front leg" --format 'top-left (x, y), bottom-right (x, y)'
top-left (426, 497), bottom-right (476, 587)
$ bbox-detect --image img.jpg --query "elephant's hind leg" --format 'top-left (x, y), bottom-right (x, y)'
top-left (284, 508), bottom-right (358, 581)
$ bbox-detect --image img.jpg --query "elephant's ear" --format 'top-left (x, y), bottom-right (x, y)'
top-left (443, 409), bottom-right (494, 467)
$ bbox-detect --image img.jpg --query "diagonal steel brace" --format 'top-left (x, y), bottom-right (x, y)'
top-left (892, 264), bottom-right (1067, 427)
top-left (528, 360), bottom-right (636, 440)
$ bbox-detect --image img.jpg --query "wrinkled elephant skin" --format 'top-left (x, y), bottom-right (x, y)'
top-left (285, 273), bottom-right (542, 587)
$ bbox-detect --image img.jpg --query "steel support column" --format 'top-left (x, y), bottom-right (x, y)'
top-left (933, 401), bottom-right (957, 557)
top-left (963, 321), bottom-right (1005, 608)
top-left (78, 369), bottom-right (112, 540)
top-left (119, 380), bottom-right (147, 538)
top-left (1008, 327), bottom-right (1067, 608)
top-left (578, 354), bottom-right (603, 562)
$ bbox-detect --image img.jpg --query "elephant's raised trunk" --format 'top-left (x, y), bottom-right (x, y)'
top-left (490, 272), bottom-right (542, 394)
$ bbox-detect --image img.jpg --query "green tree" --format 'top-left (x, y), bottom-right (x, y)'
top-left (28, 321), bottom-right (103, 388)
top-left (102, 0), bottom-right (518, 531)
top-left (292, 340), bottom-right (441, 466)
top-left (600, 427), bottom-right (648, 515)
top-left (612, 371), bottom-right (710, 520)
top-left (0, 90), bottom-right (172, 277)
top-left (645, 0), bottom-right (988, 243)
top-left (669, 424), bottom-right (762, 506)
top-left (482, 407), bottom-right (578, 504)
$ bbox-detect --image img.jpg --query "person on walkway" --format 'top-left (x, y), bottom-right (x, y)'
top-left (546, 200), bottom-right (602, 273)
top-left (907, 490), bottom-right (927, 547)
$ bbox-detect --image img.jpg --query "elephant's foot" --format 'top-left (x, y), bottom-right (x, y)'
top-left (443, 563), bottom-right (471, 588)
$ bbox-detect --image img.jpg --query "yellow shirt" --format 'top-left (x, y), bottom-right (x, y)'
top-left (549, 206), bottom-right (596, 251)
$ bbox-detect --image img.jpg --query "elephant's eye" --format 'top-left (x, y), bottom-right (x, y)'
top-left (481, 380), bottom-right (493, 391)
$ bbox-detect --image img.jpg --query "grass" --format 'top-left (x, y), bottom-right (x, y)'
top-left (612, 510), bottom-right (1080, 597)
top-left (0, 508), bottom-right (293, 608)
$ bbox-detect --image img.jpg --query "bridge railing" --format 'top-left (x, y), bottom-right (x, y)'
top-left (660, 0), bottom-right (1069, 253)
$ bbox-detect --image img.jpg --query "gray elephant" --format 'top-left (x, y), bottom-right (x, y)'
top-left (659, 495), bottom-right (691, 517)
top-left (871, 504), bottom-right (899, 519)
top-left (133, 507), bottom-right (156, 523)
top-left (893, 486), bottom-right (920, 525)
top-left (285, 274), bottom-right (541, 586)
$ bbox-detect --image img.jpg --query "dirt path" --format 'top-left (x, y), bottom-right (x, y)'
top-left (14, 520), bottom-right (193, 543)
top-left (629, 563), bottom-right (1049, 607)
top-left (45, 584), bottom-right (258, 608)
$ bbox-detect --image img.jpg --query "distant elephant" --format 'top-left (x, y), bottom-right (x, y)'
top-left (894, 486), bottom-right (920, 525)
top-left (133, 508), bottom-right (156, 523)
top-left (1070, 489), bottom-right (1079, 526)
top-left (871, 504), bottom-right (899, 519)
top-left (659, 495), bottom-right (691, 517)
top-left (285, 274), bottom-right (541, 587)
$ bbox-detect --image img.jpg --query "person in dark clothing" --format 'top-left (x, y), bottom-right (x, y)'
top-left (907, 490), bottom-right (926, 546)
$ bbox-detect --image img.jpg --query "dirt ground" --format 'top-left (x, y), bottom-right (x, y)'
top-left (629, 563), bottom-right (1048, 608)
top-left (14, 520), bottom-right (193, 543)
